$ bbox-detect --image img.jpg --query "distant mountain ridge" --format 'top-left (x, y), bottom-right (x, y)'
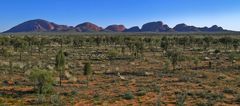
top-left (3, 19), bottom-right (229, 33)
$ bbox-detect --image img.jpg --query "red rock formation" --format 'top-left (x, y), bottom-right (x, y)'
top-left (105, 25), bottom-right (126, 32)
top-left (75, 22), bottom-right (102, 32)
top-left (4, 19), bottom-right (71, 33)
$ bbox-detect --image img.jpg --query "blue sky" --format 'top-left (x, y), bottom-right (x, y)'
top-left (0, 0), bottom-right (240, 32)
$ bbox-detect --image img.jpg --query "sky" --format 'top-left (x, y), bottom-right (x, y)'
top-left (0, 0), bottom-right (240, 32)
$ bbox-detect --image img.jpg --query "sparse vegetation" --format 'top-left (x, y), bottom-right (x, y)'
top-left (0, 33), bottom-right (239, 105)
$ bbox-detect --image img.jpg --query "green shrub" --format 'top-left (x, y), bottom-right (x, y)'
top-left (193, 91), bottom-right (224, 101)
top-left (166, 50), bottom-right (181, 70)
top-left (36, 94), bottom-right (46, 104)
top-left (163, 60), bottom-right (170, 71)
top-left (83, 63), bottom-right (92, 76)
top-left (135, 89), bottom-right (147, 96)
top-left (176, 92), bottom-right (187, 106)
top-left (70, 90), bottom-right (78, 96)
top-left (108, 49), bottom-right (119, 60)
top-left (93, 92), bottom-right (100, 101)
top-left (122, 92), bottom-right (134, 100)
top-left (152, 85), bottom-right (161, 93)
top-left (55, 49), bottom-right (65, 86)
top-left (29, 69), bottom-right (54, 94)
top-left (50, 94), bottom-right (64, 106)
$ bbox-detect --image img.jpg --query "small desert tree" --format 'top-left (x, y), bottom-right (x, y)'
top-left (203, 36), bottom-right (213, 50)
top-left (219, 37), bottom-right (233, 50)
top-left (121, 46), bottom-right (126, 55)
top-left (84, 63), bottom-right (92, 75)
top-left (23, 36), bottom-right (33, 56)
top-left (176, 92), bottom-right (187, 106)
top-left (12, 39), bottom-right (27, 61)
top-left (228, 52), bottom-right (237, 67)
top-left (233, 39), bottom-right (239, 51)
top-left (55, 49), bottom-right (65, 86)
top-left (135, 42), bottom-right (144, 58)
top-left (3, 48), bottom-right (13, 74)
top-left (83, 63), bottom-right (92, 87)
top-left (29, 69), bottom-right (54, 94)
top-left (95, 36), bottom-right (102, 46)
top-left (161, 39), bottom-right (169, 52)
top-left (108, 49), bottom-right (118, 60)
top-left (166, 50), bottom-right (180, 70)
top-left (193, 57), bottom-right (200, 68)
top-left (178, 37), bottom-right (189, 49)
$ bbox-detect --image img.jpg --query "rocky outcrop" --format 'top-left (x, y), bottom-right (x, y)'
top-left (141, 21), bottom-right (172, 32)
top-left (124, 26), bottom-right (141, 32)
top-left (105, 25), bottom-right (126, 32)
top-left (4, 19), bottom-right (71, 33)
top-left (200, 25), bottom-right (224, 32)
top-left (173, 23), bottom-right (200, 32)
top-left (174, 24), bottom-right (225, 32)
top-left (75, 22), bottom-right (102, 32)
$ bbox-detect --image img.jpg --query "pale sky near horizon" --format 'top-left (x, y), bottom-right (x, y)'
top-left (0, 0), bottom-right (240, 32)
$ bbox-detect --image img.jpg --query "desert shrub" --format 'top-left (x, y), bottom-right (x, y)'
top-left (192, 91), bottom-right (224, 101)
top-left (156, 96), bottom-right (162, 106)
top-left (135, 88), bottom-right (147, 96)
top-left (223, 88), bottom-right (235, 94)
top-left (163, 60), bottom-right (170, 71)
top-left (135, 91), bottom-right (146, 97)
top-left (50, 94), bottom-right (64, 106)
top-left (83, 63), bottom-right (92, 76)
top-left (83, 63), bottom-right (92, 87)
top-left (152, 85), bottom-right (161, 93)
top-left (62, 90), bottom-right (78, 97)
top-left (228, 52), bottom-right (240, 61)
top-left (166, 50), bottom-right (181, 70)
top-left (178, 76), bottom-right (191, 82)
top-left (193, 57), bottom-right (200, 67)
top-left (36, 94), bottom-right (46, 104)
top-left (217, 76), bottom-right (225, 80)
top-left (122, 92), bottom-right (134, 100)
top-left (29, 69), bottom-right (54, 94)
top-left (70, 90), bottom-right (78, 96)
top-left (93, 91), bottom-right (100, 101)
top-left (108, 49), bottom-right (118, 60)
top-left (176, 92), bottom-right (187, 106)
